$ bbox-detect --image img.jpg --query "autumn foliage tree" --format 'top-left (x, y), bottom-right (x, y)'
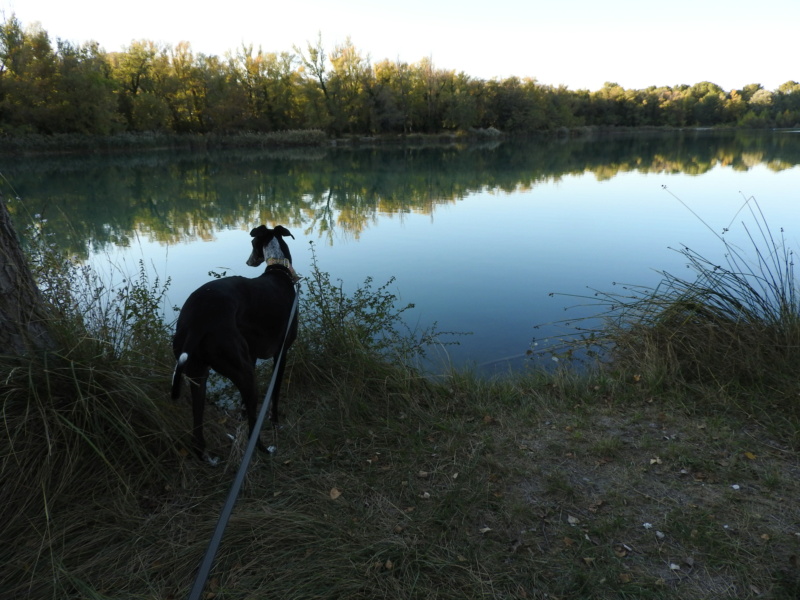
top-left (2, 13), bottom-right (800, 137)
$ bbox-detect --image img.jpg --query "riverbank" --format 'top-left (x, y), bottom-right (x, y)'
top-left (2, 332), bottom-right (799, 599)
top-left (2, 225), bottom-right (800, 599)
top-left (0, 125), bottom-right (767, 157)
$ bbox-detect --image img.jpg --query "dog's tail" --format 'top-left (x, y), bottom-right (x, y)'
top-left (171, 352), bottom-right (189, 400)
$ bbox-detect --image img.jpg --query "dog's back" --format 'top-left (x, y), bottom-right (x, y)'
top-left (171, 273), bottom-right (296, 393)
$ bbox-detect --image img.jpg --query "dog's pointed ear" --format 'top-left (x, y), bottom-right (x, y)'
top-left (250, 225), bottom-right (267, 238)
top-left (273, 225), bottom-right (295, 239)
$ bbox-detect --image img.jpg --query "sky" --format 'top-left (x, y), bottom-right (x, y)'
top-left (5, 0), bottom-right (798, 92)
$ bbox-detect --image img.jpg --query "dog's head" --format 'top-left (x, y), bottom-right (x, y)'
top-left (247, 225), bottom-right (295, 268)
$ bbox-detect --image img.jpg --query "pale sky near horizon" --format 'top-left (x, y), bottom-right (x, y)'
top-left (5, 0), bottom-right (798, 92)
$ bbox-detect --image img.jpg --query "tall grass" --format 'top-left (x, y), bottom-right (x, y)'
top-left (0, 220), bottom-right (188, 598)
top-left (611, 193), bottom-right (800, 390)
top-left (542, 192), bottom-right (800, 411)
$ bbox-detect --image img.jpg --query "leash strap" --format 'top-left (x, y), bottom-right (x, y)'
top-left (187, 282), bottom-right (300, 600)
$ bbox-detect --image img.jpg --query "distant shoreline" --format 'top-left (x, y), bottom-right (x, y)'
top-left (2, 126), bottom-right (787, 157)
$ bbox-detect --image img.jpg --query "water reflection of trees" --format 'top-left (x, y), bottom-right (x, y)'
top-left (6, 131), bottom-right (799, 258)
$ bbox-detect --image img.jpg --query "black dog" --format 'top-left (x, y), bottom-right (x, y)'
top-left (171, 225), bottom-right (299, 463)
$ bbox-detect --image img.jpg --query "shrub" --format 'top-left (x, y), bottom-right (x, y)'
top-left (288, 243), bottom-right (457, 391)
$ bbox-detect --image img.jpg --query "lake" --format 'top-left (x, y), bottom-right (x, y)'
top-left (6, 130), bottom-right (800, 373)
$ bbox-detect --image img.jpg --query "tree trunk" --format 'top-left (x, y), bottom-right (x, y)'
top-left (0, 196), bottom-right (53, 355)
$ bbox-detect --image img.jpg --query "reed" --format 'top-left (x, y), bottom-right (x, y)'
top-left (606, 194), bottom-right (800, 397)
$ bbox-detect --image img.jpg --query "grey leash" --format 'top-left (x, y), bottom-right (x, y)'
top-left (187, 282), bottom-right (300, 600)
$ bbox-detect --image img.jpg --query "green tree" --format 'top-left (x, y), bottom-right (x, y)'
top-left (164, 41), bottom-right (204, 132)
top-left (294, 33), bottom-right (333, 131)
top-left (327, 37), bottom-right (372, 134)
top-left (0, 19), bottom-right (59, 133)
top-left (53, 40), bottom-right (119, 134)
top-left (442, 71), bottom-right (479, 131)
top-left (110, 40), bottom-right (160, 130)
top-left (774, 81), bottom-right (800, 127)
top-left (232, 44), bottom-right (299, 131)
top-left (199, 53), bottom-right (248, 131)
top-left (688, 81), bottom-right (725, 125)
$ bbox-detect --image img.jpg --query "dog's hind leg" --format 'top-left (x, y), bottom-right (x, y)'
top-left (185, 364), bottom-right (218, 464)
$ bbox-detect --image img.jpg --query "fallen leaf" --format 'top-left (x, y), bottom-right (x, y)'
top-left (582, 557), bottom-right (595, 567)
top-left (567, 515), bottom-right (580, 526)
top-left (619, 573), bottom-right (633, 584)
top-left (744, 451), bottom-right (757, 460)
top-left (669, 563), bottom-right (681, 571)
top-left (589, 500), bottom-right (606, 513)
top-left (417, 471), bottom-right (430, 478)
top-left (650, 457), bottom-right (662, 465)
top-left (479, 527), bottom-right (492, 534)
top-left (384, 559), bottom-right (393, 570)
top-left (329, 488), bottom-right (342, 500)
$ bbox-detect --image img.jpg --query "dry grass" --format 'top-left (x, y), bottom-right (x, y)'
top-left (3, 350), bottom-right (800, 599)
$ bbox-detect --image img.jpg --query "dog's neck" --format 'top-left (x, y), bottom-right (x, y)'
top-left (266, 258), bottom-right (300, 283)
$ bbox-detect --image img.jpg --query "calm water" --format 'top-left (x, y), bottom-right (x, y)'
top-left (6, 130), bottom-right (800, 372)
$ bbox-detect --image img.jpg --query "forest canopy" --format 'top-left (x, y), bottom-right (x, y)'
top-left (1, 14), bottom-right (799, 137)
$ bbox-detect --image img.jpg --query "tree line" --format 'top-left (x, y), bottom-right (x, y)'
top-left (2, 14), bottom-right (799, 138)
